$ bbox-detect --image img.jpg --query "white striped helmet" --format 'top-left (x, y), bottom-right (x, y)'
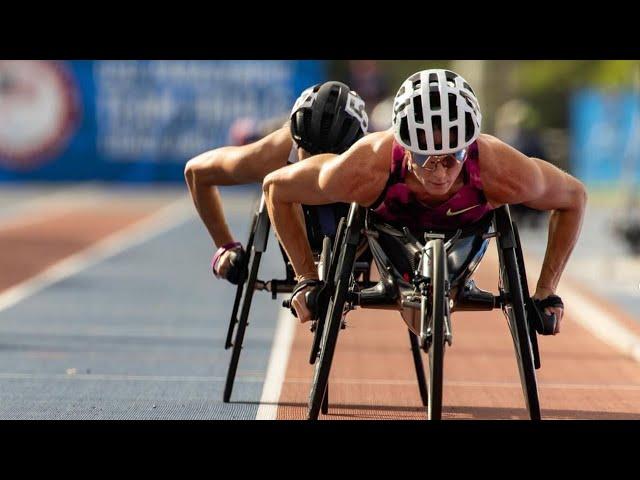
top-left (392, 69), bottom-right (482, 155)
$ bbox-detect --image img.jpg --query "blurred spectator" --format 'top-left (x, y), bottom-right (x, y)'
top-left (228, 115), bottom-right (287, 146)
top-left (346, 61), bottom-right (389, 117)
top-left (616, 199), bottom-right (640, 254)
top-left (495, 99), bottom-right (549, 229)
top-left (615, 151), bottom-right (640, 256)
top-left (228, 118), bottom-right (260, 146)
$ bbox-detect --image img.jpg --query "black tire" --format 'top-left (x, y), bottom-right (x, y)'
top-left (495, 207), bottom-right (541, 420)
top-left (321, 384), bottom-right (329, 415)
top-left (225, 207), bottom-right (259, 350)
top-left (307, 213), bottom-right (360, 420)
top-left (424, 238), bottom-right (446, 420)
top-left (309, 235), bottom-right (340, 366)
top-left (512, 223), bottom-right (541, 370)
top-left (223, 248), bottom-right (262, 403)
top-left (409, 329), bottom-right (429, 407)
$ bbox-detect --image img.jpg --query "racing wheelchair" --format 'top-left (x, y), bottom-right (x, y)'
top-left (222, 195), bottom-right (431, 411)
top-left (303, 202), bottom-right (554, 420)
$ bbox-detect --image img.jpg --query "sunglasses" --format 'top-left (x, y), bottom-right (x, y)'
top-left (411, 148), bottom-right (468, 171)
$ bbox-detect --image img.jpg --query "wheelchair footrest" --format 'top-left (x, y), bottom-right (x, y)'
top-left (454, 280), bottom-right (496, 311)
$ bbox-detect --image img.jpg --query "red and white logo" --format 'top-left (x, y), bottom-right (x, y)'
top-left (0, 60), bottom-right (80, 171)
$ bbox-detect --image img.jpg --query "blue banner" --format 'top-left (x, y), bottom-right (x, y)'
top-left (0, 60), bottom-right (326, 182)
top-left (570, 89), bottom-right (640, 188)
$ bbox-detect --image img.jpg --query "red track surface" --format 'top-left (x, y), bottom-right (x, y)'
top-left (0, 202), bottom-right (161, 294)
top-left (277, 248), bottom-right (640, 420)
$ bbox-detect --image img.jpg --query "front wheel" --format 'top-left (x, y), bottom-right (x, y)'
top-left (423, 238), bottom-right (446, 421)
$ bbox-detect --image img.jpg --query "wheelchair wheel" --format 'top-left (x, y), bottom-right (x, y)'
top-left (225, 207), bottom-right (259, 350)
top-left (309, 219), bottom-right (345, 365)
top-left (408, 329), bottom-right (429, 407)
top-left (223, 246), bottom-right (262, 403)
top-left (222, 204), bottom-right (269, 403)
top-left (307, 209), bottom-right (361, 420)
top-left (513, 223), bottom-right (541, 370)
top-left (494, 206), bottom-right (541, 420)
top-left (423, 238), bottom-right (446, 420)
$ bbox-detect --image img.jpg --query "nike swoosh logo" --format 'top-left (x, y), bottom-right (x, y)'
top-left (446, 204), bottom-right (480, 216)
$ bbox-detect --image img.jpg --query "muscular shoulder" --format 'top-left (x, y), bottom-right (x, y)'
top-left (320, 131), bottom-right (393, 206)
top-left (347, 129), bottom-right (394, 169)
top-left (476, 134), bottom-right (511, 167)
top-left (476, 134), bottom-right (545, 206)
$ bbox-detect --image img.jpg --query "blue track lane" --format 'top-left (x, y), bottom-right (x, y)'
top-left (0, 188), bottom-right (288, 419)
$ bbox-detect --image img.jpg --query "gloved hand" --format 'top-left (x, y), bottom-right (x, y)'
top-left (529, 293), bottom-right (564, 335)
top-left (282, 279), bottom-right (324, 323)
top-left (212, 242), bottom-right (247, 285)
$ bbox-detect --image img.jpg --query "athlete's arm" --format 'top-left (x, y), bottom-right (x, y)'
top-left (184, 125), bottom-right (292, 247)
top-left (479, 134), bottom-right (587, 331)
top-left (263, 130), bottom-right (393, 282)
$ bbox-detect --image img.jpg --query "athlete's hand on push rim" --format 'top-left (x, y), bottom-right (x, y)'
top-left (532, 287), bottom-right (564, 335)
top-left (291, 275), bottom-right (317, 323)
top-left (214, 246), bottom-right (243, 279)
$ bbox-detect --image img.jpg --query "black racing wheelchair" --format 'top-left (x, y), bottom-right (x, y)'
top-left (222, 195), bottom-right (431, 411)
top-left (301, 202), bottom-right (556, 420)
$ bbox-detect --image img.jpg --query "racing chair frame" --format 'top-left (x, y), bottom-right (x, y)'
top-left (306, 202), bottom-right (542, 420)
top-left (222, 195), bottom-right (430, 410)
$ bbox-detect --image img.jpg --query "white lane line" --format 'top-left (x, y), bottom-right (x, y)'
top-left (522, 254), bottom-right (640, 363)
top-left (0, 196), bottom-right (194, 314)
top-left (255, 307), bottom-right (297, 419)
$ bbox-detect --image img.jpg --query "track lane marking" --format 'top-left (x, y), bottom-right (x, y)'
top-left (0, 197), bottom-right (193, 314)
top-left (255, 308), bottom-right (297, 420)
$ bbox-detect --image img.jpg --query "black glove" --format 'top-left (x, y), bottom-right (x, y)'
top-left (282, 279), bottom-right (325, 319)
top-left (224, 248), bottom-right (248, 285)
top-left (529, 294), bottom-right (564, 336)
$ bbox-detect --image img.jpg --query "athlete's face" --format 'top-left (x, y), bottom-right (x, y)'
top-left (408, 130), bottom-right (465, 195)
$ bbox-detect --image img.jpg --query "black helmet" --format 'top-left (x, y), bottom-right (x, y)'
top-left (290, 81), bottom-right (368, 155)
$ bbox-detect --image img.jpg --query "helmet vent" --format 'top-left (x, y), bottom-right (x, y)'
top-left (400, 117), bottom-right (410, 145)
top-left (460, 90), bottom-right (475, 110)
top-left (413, 96), bottom-right (423, 123)
top-left (417, 129), bottom-right (428, 151)
top-left (431, 116), bottom-right (442, 149)
top-left (429, 90), bottom-right (441, 111)
top-left (448, 93), bottom-right (458, 121)
top-left (449, 126), bottom-right (458, 149)
top-left (465, 112), bottom-right (475, 142)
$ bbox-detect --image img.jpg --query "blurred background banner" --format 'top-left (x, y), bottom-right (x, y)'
top-left (2, 59), bottom-right (639, 191)
top-left (571, 90), bottom-right (640, 189)
top-left (0, 60), bottom-right (326, 182)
